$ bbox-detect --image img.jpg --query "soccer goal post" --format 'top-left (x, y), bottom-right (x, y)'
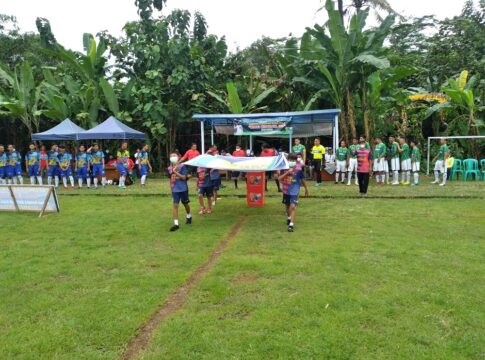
top-left (426, 135), bottom-right (485, 175)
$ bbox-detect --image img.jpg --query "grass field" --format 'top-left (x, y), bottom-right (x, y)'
top-left (0, 178), bottom-right (484, 359)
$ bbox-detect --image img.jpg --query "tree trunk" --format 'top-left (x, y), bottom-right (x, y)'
top-left (469, 111), bottom-right (480, 158)
top-left (347, 90), bottom-right (357, 140)
top-left (338, 110), bottom-right (348, 144)
top-left (157, 139), bottom-right (163, 173)
top-left (360, 88), bottom-right (370, 140)
top-left (338, 0), bottom-right (345, 21)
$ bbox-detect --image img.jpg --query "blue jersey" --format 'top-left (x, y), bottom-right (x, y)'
top-left (0, 152), bottom-right (7, 167)
top-left (138, 151), bottom-right (149, 165)
top-left (58, 153), bottom-right (72, 169)
top-left (197, 167), bottom-right (212, 188)
top-left (210, 168), bottom-right (220, 180)
top-left (90, 150), bottom-right (104, 165)
top-left (26, 151), bottom-right (41, 166)
top-left (168, 164), bottom-right (188, 193)
top-left (47, 151), bottom-right (59, 166)
top-left (76, 152), bottom-right (90, 168)
top-left (282, 169), bottom-right (304, 196)
top-left (7, 151), bottom-right (21, 166)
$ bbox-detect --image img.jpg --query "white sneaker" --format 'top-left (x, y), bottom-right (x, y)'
top-left (439, 183), bottom-right (445, 187)
top-left (212, 201), bottom-right (216, 206)
top-left (392, 182), bottom-right (399, 185)
top-left (347, 183), bottom-right (351, 186)
top-left (431, 180), bottom-right (439, 184)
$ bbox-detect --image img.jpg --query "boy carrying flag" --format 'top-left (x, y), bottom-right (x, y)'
top-left (75, 145), bottom-right (91, 189)
top-left (410, 140), bottom-right (421, 186)
top-left (47, 144), bottom-right (60, 187)
top-left (58, 146), bottom-right (75, 189)
top-left (25, 143), bottom-right (42, 185)
top-left (278, 153), bottom-right (309, 232)
top-left (168, 152), bottom-right (192, 232)
top-left (87, 144), bottom-right (107, 189)
top-left (197, 166), bottom-right (213, 215)
top-left (6, 144), bottom-right (23, 185)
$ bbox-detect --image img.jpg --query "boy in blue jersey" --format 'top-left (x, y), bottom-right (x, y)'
top-left (6, 144), bottom-right (23, 184)
top-left (47, 144), bottom-right (60, 187)
top-left (116, 141), bottom-right (130, 189)
top-left (197, 166), bottom-right (213, 215)
top-left (58, 146), bottom-right (75, 189)
top-left (0, 145), bottom-right (7, 184)
top-left (25, 143), bottom-right (42, 185)
top-left (278, 153), bottom-right (309, 232)
top-left (87, 144), bottom-right (107, 189)
top-left (168, 151), bottom-right (192, 231)
top-left (75, 145), bottom-right (91, 189)
top-left (210, 167), bottom-right (221, 206)
top-left (138, 143), bottom-right (153, 186)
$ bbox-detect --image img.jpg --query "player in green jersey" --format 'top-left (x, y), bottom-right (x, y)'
top-left (335, 141), bottom-right (349, 184)
top-left (398, 138), bottom-right (411, 185)
top-left (373, 137), bottom-right (387, 185)
top-left (388, 135), bottom-right (400, 185)
top-left (432, 138), bottom-right (449, 186)
top-left (347, 138), bottom-right (359, 185)
top-left (410, 140), bottom-right (421, 186)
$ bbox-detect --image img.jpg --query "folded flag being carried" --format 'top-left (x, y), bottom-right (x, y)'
top-left (184, 154), bottom-right (289, 172)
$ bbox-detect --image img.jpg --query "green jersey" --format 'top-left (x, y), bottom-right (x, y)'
top-left (349, 144), bottom-right (359, 159)
top-left (390, 142), bottom-right (399, 158)
top-left (412, 147), bottom-right (421, 162)
top-left (400, 143), bottom-right (410, 160)
top-left (292, 144), bottom-right (306, 156)
top-left (373, 143), bottom-right (386, 159)
top-left (336, 147), bottom-right (349, 161)
top-left (438, 144), bottom-right (449, 160)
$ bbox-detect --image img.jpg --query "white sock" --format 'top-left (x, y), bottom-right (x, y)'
top-left (30, 176), bottom-right (35, 185)
top-left (78, 178), bottom-right (83, 188)
top-left (174, 219), bottom-right (179, 226)
top-left (13, 177), bottom-right (17, 184)
top-left (8, 179), bottom-right (13, 184)
top-left (69, 176), bottom-right (74, 187)
top-left (414, 172), bottom-right (419, 184)
top-left (401, 172), bottom-right (405, 182)
top-left (119, 176), bottom-right (125, 187)
top-left (442, 172), bottom-right (447, 184)
top-left (341, 173), bottom-right (345, 182)
top-left (186, 214), bottom-right (192, 218)
top-left (406, 171), bottom-right (411, 183)
top-left (63, 177), bottom-right (67, 187)
top-left (347, 172), bottom-right (351, 184)
top-left (18, 176), bottom-right (23, 184)
top-left (434, 171), bottom-right (439, 182)
top-left (335, 173), bottom-right (339, 182)
top-left (385, 172), bottom-right (390, 183)
top-left (94, 178), bottom-right (99, 187)
top-left (87, 178), bottom-right (91, 187)
top-left (48, 176), bottom-right (52, 185)
top-left (102, 177), bottom-right (106, 186)
top-left (393, 171), bottom-right (399, 183)
top-left (54, 176), bottom-right (59, 187)
top-left (141, 175), bottom-right (146, 185)
top-left (289, 222), bottom-right (294, 227)
top-left (37, 176), bottom-right (43, 185)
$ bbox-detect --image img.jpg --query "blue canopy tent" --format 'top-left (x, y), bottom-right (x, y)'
top-left (32, 118), bottom-right (86, 141)
top-left (78, 116), bottom-right (145, 140)
top-left (193, 109), bottom-right (341, 153)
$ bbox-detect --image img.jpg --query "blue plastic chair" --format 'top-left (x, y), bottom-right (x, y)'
top-left (463, 159), bottom-right (480, 181)
top-left (450, 159), bottom-right (464, 180)
top-left (481, 159), bottom-right (485, 181)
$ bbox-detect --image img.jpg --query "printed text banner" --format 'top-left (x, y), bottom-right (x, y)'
top-left (184, 155), bottom-right (289, 172)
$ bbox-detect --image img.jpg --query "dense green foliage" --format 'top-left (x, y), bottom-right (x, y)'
top-left (0, 0), bottom-right (484, 165)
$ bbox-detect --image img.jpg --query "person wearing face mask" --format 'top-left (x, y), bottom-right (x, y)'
top-left (231, 144), bottom-right (245, 189)
top-left (356, 136), bottom-right (373, 196)
top-left (168, 151), bottom-right (192, 232)
top-left (278, 153), bottom-right (309, 232)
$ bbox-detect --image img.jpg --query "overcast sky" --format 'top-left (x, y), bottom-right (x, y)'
top-left (2, 0), bottom-right (468, 52)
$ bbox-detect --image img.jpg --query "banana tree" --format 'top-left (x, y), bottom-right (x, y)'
top-left (0, 62), bottom-right (42, 136)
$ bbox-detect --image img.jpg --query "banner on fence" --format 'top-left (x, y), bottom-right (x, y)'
top-left (0, 185), bottom-right (60, 217)
top-left (233, 117), bottom-right (292, 136)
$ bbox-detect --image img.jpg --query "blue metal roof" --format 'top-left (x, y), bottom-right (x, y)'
top-left (193, 109), bottom-right (340, 125)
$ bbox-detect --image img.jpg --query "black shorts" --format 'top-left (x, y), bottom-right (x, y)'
top-left (198, 186), bottom-right (213, 197)
top-left (211, 179), bottom-right (221, 190)
top-left (231, 171), bottom-right (240, 179)
top-left (282, 194), bottom-right (299, 206)
top-left (312, 159), bottom-right (322, 170)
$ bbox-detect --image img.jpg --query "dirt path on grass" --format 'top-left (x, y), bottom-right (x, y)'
top-left (119, 216), bottom-right (246, 360)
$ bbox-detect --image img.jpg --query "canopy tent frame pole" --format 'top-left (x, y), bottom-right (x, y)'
top-left (333, 114), bottom-right (339, 152)
top-left (426, 135), bottom-right (485, 175)
top-left (200, 120), bottom-right (205, 154)
top-left (249, 134), bottom-right (253, 152)
top-left (288, 128), bottom-right (292, 153)
top-left (210, 124), bottom-right (214, 146)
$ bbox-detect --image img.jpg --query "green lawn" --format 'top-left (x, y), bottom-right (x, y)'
top-left (0, 180), bottom-right (484, 359)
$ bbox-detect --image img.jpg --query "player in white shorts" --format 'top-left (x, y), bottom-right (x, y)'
top-left (335, 141), bottom-right (349, 184)
top-left (388, 135), bottom-right (400, 185)
top-left (373, 137), bottom-right (387, 185)
top-left (347, 138), bottom-right (359, 185)
top-left (399, 138), bottom-right (411, 185)
top-left (410, 140), bottom-right (421, 185)
top-left (432, 138), bottom-right (449, 186)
